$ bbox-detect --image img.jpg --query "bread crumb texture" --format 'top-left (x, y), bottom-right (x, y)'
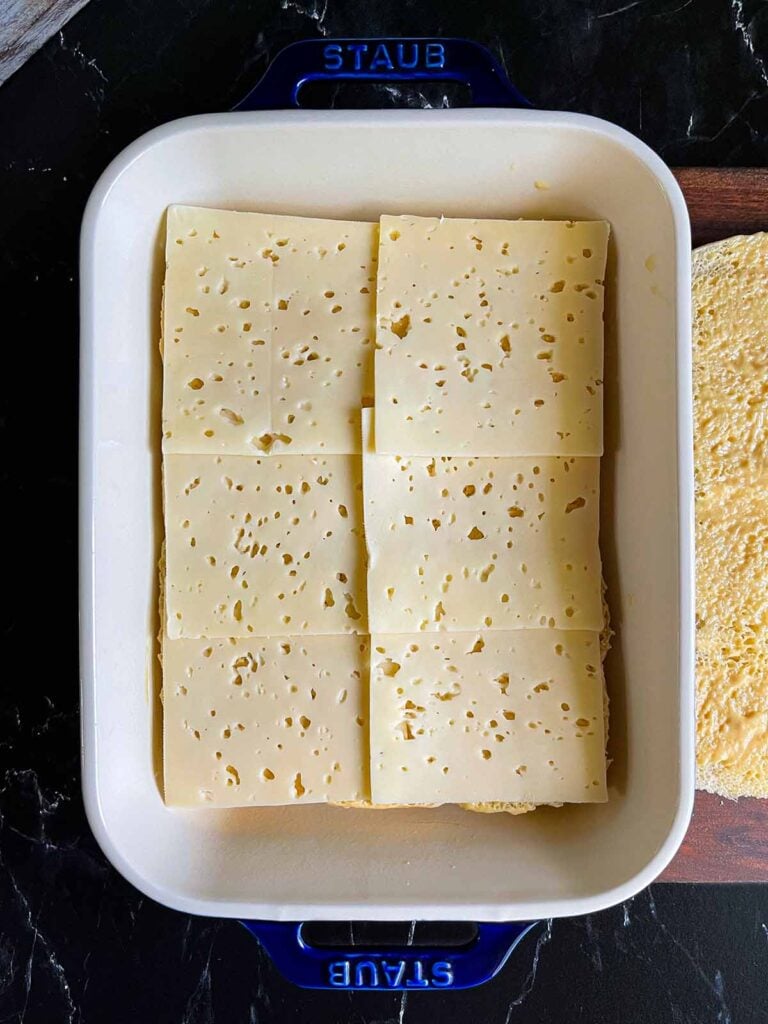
top-left (693, 233), bottom-right (768, 798)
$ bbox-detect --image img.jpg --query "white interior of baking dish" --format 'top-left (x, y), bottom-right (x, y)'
top-left (80, 109), bottom-right (694, 921)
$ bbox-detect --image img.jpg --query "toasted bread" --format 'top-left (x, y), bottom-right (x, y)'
top-left (693, 233), bottom-right (768, 799)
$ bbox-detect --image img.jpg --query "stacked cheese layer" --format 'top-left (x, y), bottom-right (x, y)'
top-left (162, 206), bottom-right (610, 810)
top-left (162, 206), bottom-right (374, 806)
top-left (368, 216), bottom-right (609, 805)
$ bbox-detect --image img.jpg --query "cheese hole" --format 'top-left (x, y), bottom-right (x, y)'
top-left (390, 314), bottom-right (411, 339)
top-left (565, 497), bottom-right (586, 513)
top-left (219, 408), bottom-right (244, 426)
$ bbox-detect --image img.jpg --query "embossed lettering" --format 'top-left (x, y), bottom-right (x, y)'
top-left (380, 960), bottom-right (407, 987)
top-left (424, 42), bottom-right (445, 69)
top-left (323, 43), bottom-right (343, 71)
top-left (323, 40), bottom-right (446, 74)
top-left (346, 43), bottom-right (368, 71)
top-left (354, 960), bottom-right (380, 987)
top-left (405, 960), bottom-right (430, 988)
top-left (370, 42), bottom-right (395, 71)
top-left (396, 42), bottom-right (420, 69)
top-left (328, 960), bottom-right (351, 987)
top-left (431, 961), bottom-right (454, 987)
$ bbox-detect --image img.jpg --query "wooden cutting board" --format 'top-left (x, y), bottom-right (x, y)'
top-left (659, 168), bottom-right (767, 883)
top-left (0, 0), bottom-right (92, 86)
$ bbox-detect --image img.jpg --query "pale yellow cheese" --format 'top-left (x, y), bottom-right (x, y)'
top-left (362, 409), bottom-right (602, 633)
top-left (270, 216), bottom-right (377, 453)
top-left (164, 453), bottom-right (367, 638)
top-left (163, 634), bottom-right (369, 806)
top-left (162, 206), bottom-right (377, 456)
top-left (369, 631), bottom-right (607, 805)
top-left (375, 215), bottom-right (608, 456)
top-left (162, 206), bottom-right (274, 455)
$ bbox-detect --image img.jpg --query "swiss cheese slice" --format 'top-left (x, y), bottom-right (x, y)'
top-left (162, 205), bottom-right (274, 455)
top-left (164, 453), bottom-right (367, 638)
top-left (163, 634), bottom-right (369, 806)
top-left (162, 205), bottom-right (376, 456)
top-left (270, 216), bottom-right (377, 453)
top-left (369, 631), bottom-right (607, 805)
top-left (362, 409), bottom-right (602, 633)
top-left (375, 215), bottom-right (609, 456)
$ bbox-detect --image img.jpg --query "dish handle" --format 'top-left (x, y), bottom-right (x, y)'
top-left (235, 37), bottom-right (531, 110)
top-left (240, 920), bottom-right (538, 990)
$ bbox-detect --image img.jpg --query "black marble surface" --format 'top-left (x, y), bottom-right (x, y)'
top-left (1, 0), bottom-right (767, 1020)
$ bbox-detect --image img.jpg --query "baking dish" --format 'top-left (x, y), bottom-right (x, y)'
top-left (79, 37), bottom-right (694, 989)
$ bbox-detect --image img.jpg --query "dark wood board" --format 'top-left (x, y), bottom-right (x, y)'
top-left (659, 167), bottom-right (767, 883)
top-left (673, 167), bottom-right (768, 248)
